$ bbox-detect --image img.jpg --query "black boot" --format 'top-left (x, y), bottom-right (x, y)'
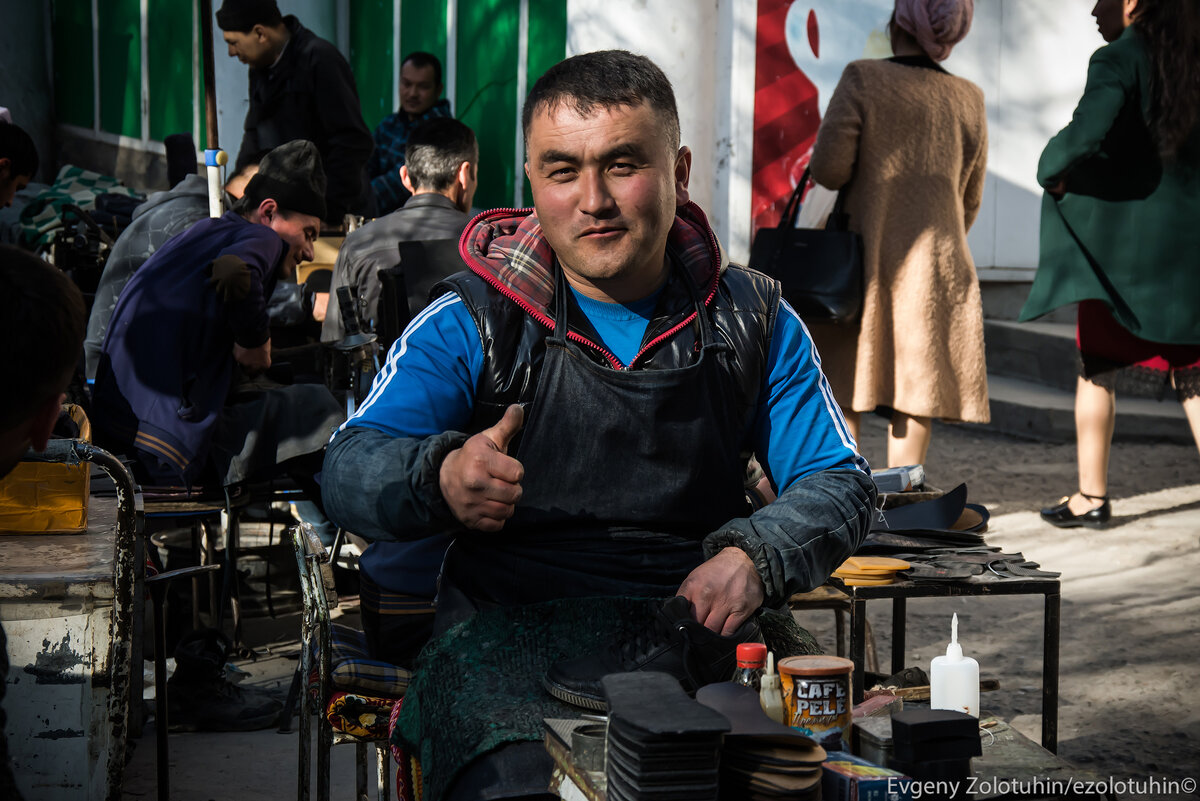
top-left (166, 628), bottom-right (282, 731)
top-left (543, 596), bottom-right (764, 711)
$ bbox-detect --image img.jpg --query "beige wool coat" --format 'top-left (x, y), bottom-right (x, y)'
top-left (808, 58), bottom-right (989, 423)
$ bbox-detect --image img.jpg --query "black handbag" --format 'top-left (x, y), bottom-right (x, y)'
top-left (748, 168), bottom-right (863, 324)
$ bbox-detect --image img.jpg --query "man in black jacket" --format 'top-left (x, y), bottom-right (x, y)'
top-left (322, 117), bottom-right (478, 342)
top-left (217, 0), bottom-right (375, 223)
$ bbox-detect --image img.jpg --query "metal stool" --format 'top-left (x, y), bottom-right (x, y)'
top-left (142, 485), bottom-right (250, 638)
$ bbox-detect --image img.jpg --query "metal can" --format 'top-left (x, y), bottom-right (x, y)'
top-left (778, 655), bottom-right (854, 750)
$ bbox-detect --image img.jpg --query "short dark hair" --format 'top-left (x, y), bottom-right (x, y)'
top-left (0, 246), bottom-right (85, 431)
top-left (521, 50), bottom-right (680, 151)
top-left (215, 0), bottom-right (283, 32)
top-left (402, 52), bottom-right (444, 88)
top-left (405, 119), bottom-right (477, 192)
top-left (0, 121), bottom-right (40, 180)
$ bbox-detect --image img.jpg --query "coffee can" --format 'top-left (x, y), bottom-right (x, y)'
top-left (778, 655), bottom-right (854, 750)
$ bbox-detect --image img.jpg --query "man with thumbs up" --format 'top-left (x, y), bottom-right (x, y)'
top-left (324, 50), bottom-right (874, 637)
top-left (323, 51), bottom-right (874, 795)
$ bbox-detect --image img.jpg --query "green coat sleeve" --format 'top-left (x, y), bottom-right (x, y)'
top-left (1037, 42), bottom-right (1131, 187)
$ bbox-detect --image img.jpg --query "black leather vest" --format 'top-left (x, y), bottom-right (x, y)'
top-left (435, 261), bottom-right (782, 443)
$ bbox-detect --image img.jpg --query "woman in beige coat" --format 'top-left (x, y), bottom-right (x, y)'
top-left (808, 0), bottom-right (988, 467)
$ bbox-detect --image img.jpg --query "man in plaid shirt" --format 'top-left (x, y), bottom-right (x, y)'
top-left (368, 52), bottom-right (454, 215)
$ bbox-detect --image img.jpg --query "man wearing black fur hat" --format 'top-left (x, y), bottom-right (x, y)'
top-left (91, 140), bottom-right (343, 498)
top-left (217, 0), bottom-right (375, 222)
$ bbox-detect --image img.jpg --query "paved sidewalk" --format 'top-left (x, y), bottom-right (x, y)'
top-left (120, 614), bottom-right (366, 801)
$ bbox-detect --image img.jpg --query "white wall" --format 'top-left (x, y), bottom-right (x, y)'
top-left (566, 0), bottom-right (762, 263)
top-left (948, 0), bottom-right (1100, 275)
top-left (565, 0), bottom-right (1106, 274)
top-left (565, 0), bottom-right (720, 222)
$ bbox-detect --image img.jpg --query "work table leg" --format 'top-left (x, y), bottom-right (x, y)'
top-left (1043, 591), bottom-right (1060, 753)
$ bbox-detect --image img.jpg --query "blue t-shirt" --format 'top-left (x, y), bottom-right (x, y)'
top-left (568, 284), bottom-right (661, 367)
top-left (344, 291), bottom-right (867, 592)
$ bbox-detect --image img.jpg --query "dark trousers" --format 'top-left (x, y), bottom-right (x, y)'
top-left (359, 571), bottom-right (436, 669)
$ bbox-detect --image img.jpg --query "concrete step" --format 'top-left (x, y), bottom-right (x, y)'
top-left (984, 319), bottom-right (1077, 393)
top-left (984, 318), bottom-right (1186, 401)
top-left (980, 373), bottom-right (1192, 444)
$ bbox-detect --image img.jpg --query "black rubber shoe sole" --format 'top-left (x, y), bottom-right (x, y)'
top-left (541, 675), bottom-right (606, 711)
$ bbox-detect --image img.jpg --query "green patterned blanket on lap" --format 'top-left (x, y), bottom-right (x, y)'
top-left (19, 165), bottom-right (142, 248)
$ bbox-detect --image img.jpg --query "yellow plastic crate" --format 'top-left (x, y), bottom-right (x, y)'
top-left (0, 404), bottom-right (91, 534)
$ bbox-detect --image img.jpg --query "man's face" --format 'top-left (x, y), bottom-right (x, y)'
top-left (400, 62), bottom-right (441, 118)
top-left (266, 209), bottom-right (320, 275)
top-left (1092, 0), bottom-right (1136, 42)
top-left (0, 161), bottom-right (31, 209)
top-left (224, 27), bottom-right (274, 68)
top-left (524, 101), bottom-right (690, 302)
top-left (0, 387), bottom-right (67, 480)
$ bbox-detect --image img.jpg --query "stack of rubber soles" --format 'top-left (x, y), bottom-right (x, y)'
top-left (833, 555), bottom-right (912, 586)
top-left (601, 672), bottom-right (729, 801)
top-left (696, 683), bottom-right (826, 800)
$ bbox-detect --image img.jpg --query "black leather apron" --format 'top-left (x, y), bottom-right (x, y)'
top-left (443, 267), bottom-right (751, 606)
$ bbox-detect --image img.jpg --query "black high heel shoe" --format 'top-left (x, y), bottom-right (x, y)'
top-left (1040, 492), bottom-right (1111, 529)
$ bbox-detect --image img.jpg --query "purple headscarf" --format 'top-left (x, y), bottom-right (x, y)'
top-left (894, 0), bottom-right (975, 61)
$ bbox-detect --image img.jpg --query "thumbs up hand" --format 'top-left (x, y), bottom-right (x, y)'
top-left (439, 404), bottom-right (526, 531)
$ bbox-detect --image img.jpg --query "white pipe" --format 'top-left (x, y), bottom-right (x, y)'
top-left (393, 0), bottom-right (402, 112)
top-left (207, 165), bottom-right (223, 217)
top-left (193, 0), bottom-right (201, 157)
top-left (140, 0), bottom-right (150, 142)
top-left (514, 0), bottom-right (529, 208)
top-left (445, 0), bottom-right (457, 111)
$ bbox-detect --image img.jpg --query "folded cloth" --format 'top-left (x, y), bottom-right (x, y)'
top-left (19, 165), bottom-right (142, 248)
top-left (326, 691), bottom-right (398, 739)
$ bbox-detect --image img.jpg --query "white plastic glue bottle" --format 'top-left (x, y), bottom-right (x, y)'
top-left (930, 613), bottom-right (979, 717)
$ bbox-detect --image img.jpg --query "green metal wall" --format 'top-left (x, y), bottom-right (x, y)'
top-left (400, 0), bottom-right (449, 86)
top-left (522, 1), bottom-right (568, 204)
top-left (350, 0), bottom-right (396, 132)
top-left (458, 0), bottom-right (521, 208)
top-left (53, 0), bottom-right (193, 141)
top-left (51, 0), bottom-right (94, 129)
top-left (98, 0), bottom-right (141, 137)
top-left (148, 2), bottom-right (194, 142)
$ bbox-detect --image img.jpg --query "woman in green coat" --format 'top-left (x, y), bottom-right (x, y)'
top-left (1021, 0), bottom-right (1200, 527)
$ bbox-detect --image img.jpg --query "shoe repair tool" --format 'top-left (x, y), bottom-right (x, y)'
top-left (986, 560), bottom-right (1061, 579)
